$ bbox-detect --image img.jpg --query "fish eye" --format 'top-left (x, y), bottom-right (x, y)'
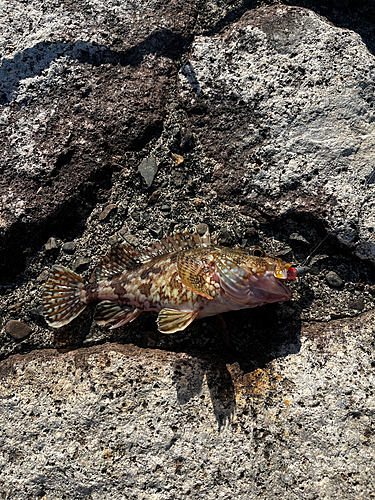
top-left (249, 247), bottom-right (264, 257)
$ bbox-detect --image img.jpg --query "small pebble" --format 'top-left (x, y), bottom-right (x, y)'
top-left (196, 223), bottom-right (209, 236)
top-left (45, 237), bottom-right (59, 251)
top-left (348, 298), bottom-right (364, 311)
top-left (62, 241), bottom-right (76, 254)
top-left (8, 303), bottom-right (22, 312)
top-left (37, 269), bottom-right (49, 281)
top-left (326, 271), bottom-right (344, 288)
top-left (148, 190), bottom-right (160, 204)
top-left (161, 205), bottom-right (170, 212)
top-left (131, 211), bottom-right (141, 222)
top-left (99, 204), bottom-right (117, 221)
top-left (289, 233), bottom-right (310, 245)
top-left (138, 157), bottom-right (158, 188)
top-left (5, 320), bottom-right (32, 340)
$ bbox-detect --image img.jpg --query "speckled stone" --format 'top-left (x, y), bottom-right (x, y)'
top-left (5, 320), bottom-right (32, 340)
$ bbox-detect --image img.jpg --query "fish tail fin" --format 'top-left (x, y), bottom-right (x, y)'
top-left (42, 265), bottom-right (87, 328)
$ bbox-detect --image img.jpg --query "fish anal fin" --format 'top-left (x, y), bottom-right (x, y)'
top-left (177, 254), bottom-right (218, 300)
top-left (157, 308), bottom-right (199, 334)
top-left (94, 301), bottom-right (140, 328)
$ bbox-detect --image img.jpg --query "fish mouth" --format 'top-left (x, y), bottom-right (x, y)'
top-left (251, 275), bottom-right (292, 304)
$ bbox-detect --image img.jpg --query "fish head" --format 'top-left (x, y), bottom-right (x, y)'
top-left (217, 247), bottom-right (298, 306)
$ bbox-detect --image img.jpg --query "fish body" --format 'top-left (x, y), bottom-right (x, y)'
top-left (42, 231), bottom-right (297, 333)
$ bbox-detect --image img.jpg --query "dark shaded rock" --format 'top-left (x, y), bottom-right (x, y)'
top-left (348, 298), bottom-right (365, 310)
top-left (62, 241), bottom-right (76, 254)
top-left (0, 1), bottom-right (197, 281)
top-left (149, 225), bottom-right (163, 238)
top-left (326, 271), bottom-right (344, 288)
top-left (98, 204), bottom-right (117, 221)
top-left (138, 157), bottom-right (158, 188)
top-left (161, 204), bottom-right (170, 212)
top-left (5, 320), bottom-right (32, 340)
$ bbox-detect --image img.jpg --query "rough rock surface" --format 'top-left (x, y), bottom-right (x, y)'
top-left (179, 5), bottom-right (375, 261)
top-left (1, 0), bottom-right (375, 498)
top-left (0, 312), bottom-right (374, 499)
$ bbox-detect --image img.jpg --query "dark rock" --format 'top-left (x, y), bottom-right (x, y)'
top-left (5, 320), bottom-right (32, 340)
top-left (149, 225), bottom-right (163, 238)
top-left (196, 223), bottom-right (209, 235)
top-left (180, 127), bottom-right (194, 150)
top-left (0, 0), bottom-right (195, 280)
top-left (161, 205), bottom-right (170, 212)
top-left (130, 211), bottom-right (141, 222)
top-left (99, 204), bottom-right (117, 221)
top-left (148, 190), bottom-right (160, 204)
top-left (138, 157), bottom-right (158, 188)
top-left (44, 237), bottom-right (59, 252)
top-left (348, 298), bottom-right (365, 310)
top-left (326, 271), bottom-right (344, 288)
top-left (62, 241), bottom-right (76, 254)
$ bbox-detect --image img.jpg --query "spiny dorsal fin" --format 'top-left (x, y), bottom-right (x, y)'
top-left (95, 244), bottom-right (149, 282)
top-left (146, 229), bottom-right (218, 259)
top-left (95, 230), bottom-right (218, 282)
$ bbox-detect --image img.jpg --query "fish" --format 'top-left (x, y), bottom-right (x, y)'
top-left (42, 230), bottom-right (304, 334)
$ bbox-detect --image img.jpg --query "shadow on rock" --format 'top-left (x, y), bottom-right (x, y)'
top-left (0, 29), bottom-right (186, 104)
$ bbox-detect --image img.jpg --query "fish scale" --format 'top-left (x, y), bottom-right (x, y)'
top-left (42, 231), bottom-right (299, 334)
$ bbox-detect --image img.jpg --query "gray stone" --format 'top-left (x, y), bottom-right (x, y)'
top-left (289, 233), bottom-right (310, 246)
top-left (326, 270), bottom-right (344, 287)
top-left (196, 223), bottom-right (209, 235)
top-left (138, 157), bottom-right (158, 188)
top-left (5, 320), bottom-right (32, 340)
top-left (0, 317), bottom-right (374, 499)
top-left (72, 256), bottom-right (90, 271)
top-left (99, 204), bottom-right (117, 221)
top-left (62, 241), bottom-right (76, 254)
top-left (179, 5), bottom-right (375, 263)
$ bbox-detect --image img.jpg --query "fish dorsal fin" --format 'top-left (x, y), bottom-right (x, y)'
top-left (177, 252), bottom-right (219, 299)
top-left (157, 308), bottom-right (199, 334)
top-left (95, 230), bottom-right (218, 282)
top-left (146, 230), bottom-right (218, 259)
top-left (95, 244), bottom-right (148, 282)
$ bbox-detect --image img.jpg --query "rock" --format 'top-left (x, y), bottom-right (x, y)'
top-left (0, 316), bottom-right (374, 499)
top-left (149, 225), bottom-right (163, 238)
top-left (0, 1), bottom-right (196, 281)
top-left (44, 237), bottom-right (59, 252)
top-left (99, 204), bottom-right (117, 221)
top-left (326, 271), bottom-right (344, 287)
top-left (179, 5), bottom-right (375, 263)
top-left (72, 256), bottom-right (90, 271)
top-left (348, 298), bottom-right (364, 310)
top-left (5, 320), bottom-right (32, 340)
top-left (138, 157), bottom-right (158, 188)
top-left (196, 223), bottom-right (209, 235)
top-left (161, 204), bottom-right (170, 212)
top-left (289, 233), bottom-right (310, 246)
top-left (62, 241), bottom-right (76, 254)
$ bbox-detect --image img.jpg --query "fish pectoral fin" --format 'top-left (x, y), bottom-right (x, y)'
top-left (157, 308), bottom-right (199, 334)
top-left (94, 301), bottom-right (140, 328)
top-left (177, 254), bottom-right (218, 300)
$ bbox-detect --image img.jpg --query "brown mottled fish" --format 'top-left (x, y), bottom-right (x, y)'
top-left (42, 231), bottom-right (305, 334)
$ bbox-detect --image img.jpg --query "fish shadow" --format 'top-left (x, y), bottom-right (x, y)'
top-left (157, 279), bottom-right (315, 429)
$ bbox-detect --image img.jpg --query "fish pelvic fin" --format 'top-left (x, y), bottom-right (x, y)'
top-left (42, 265), bottom-right (86, 328)
top-left (157, 308), bottom-right (199, 334)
